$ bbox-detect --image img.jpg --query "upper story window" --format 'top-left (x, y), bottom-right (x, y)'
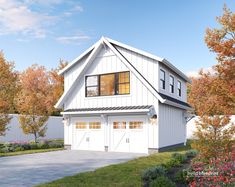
top-left (169, 75), bottom-right (174, 93)
top-left (160, 69), bottom-right (165, 90)
top-left (177, 80), bottom-right (181, 97)
top-left (86, 71), bottom-right (130, 97)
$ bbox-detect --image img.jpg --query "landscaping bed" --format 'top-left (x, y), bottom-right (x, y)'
top-left (0, 139), bottom-right (64, 157)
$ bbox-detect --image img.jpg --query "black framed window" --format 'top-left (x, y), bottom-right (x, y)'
top-left (177, 80), bottom-right (181, 97)
top-left (160, 70), bottom-right (165, 89)
top-left (169, 75), bottom-right (174, 93)
top-left (117, 72), bottom-right (130, 95)
top-left (86, 76), bottom-right (99, 97)
top-left (85, 71), bottom-right (130, 97)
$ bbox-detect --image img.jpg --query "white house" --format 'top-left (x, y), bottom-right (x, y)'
top-left (55, 37), bottom-right (192, 154)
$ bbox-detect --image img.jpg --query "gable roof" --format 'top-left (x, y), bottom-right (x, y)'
top-left (59, 37), bottom-right (191, 83)
top-left (55, 37), bottom-right (192, 110)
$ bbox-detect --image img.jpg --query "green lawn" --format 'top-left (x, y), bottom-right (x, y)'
top-left (37, 146), bottom-right (191, 187)
top-left (0, 148), bottom-right (64, 157)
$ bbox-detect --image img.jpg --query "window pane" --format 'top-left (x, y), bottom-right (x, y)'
top-left (160, 70), bottom-right (165, 80)
top-left (86, 86), bottom-right (98, 97)
top-left (89, 122), bottom-right (101, 129)
top-left (113, 122), bottom-right (126, 129)
top-left (76, 122), bottom-right (87, 129)
top-left (170, 76), bottom-right (174, 85)
top-left (129, 121), bottom-right (143, 129)
top-left (119, 72), bottom-right (130, 83)
top-left (177, 81), bottom-right (181, 89)
top-left (160, 80), bottom-right (165, 89)
top-left (118, 83), bottom-right (130, 94)
top-left (86, 76), bottom-right (98, 86)
top-left (100, 74), bottom-right (115, 96)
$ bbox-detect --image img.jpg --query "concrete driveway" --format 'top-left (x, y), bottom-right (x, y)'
top-left (0, 150), bottom-right (146, 187)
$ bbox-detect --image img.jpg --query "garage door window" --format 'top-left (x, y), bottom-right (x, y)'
top-left (129, 121), bottom-right (143, 129)
top-left (89, 122), bottom-right (101, 129)
top-left (113, 122), bottom-right (126, 129)
top-left (76, 122), bottom-right (87, 129)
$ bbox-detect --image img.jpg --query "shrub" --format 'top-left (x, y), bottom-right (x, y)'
top-left (174, 170), bottom-right (188, 184)
top-left (15, 146), bottom-right (25, 152)
top-left (188, 146), bottom-right (235, 186)
top-left (172, 153), bottom-right (187, 163)
top-left (185, 150), bottom-right (198, 158)
top-left (142, 166), bottom-right (166, 183)
top-left (48, 142), bottom-right (63, 148)
top-left (162, 158), bottom-right (181, 170)
top-left (150, 176), bottom-right (176, 187)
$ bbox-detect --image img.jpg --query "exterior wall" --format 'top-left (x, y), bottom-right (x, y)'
top-left (158, 103), bottom-right (186, 148)
top-left (0, 114), bottom-right (63, 142)
top-left (64, 53), bottom-right (90, 92)
top-left (158, 63), bottom-right (187, 102)
top-left (64, 46), bottom-right (159, 110)
top-left (116, 46), bottom-right (159, 90)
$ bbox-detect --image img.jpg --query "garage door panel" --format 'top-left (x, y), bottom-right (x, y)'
top-left (73, 118), bottom-right (104, 151)
top-left (73, 131), bottom-right (89, 150)
top-left (109, 116), bottom-right (148, 153)
top-left (111, 130), bottom-right (129, 152)
top-left (89, 130), bottom-right (105, 151)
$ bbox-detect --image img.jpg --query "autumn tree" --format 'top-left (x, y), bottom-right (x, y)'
top-left (189, 6), bottom-right (235, 160)
top-left (16, 64), bottom-right (52, 142)
top-left (49, 59), bottom-right (68, 116)
top-left (0, 52), bottom-right (18, 136)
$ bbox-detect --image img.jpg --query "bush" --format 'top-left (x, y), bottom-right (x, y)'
top-left (162, 158), bottom-right (181, 170)
top-left (142, 166), bottom-right (166, 183)
top-left (48, 141), bottom-right (64, 148)
top-left (15, 146), bottom-right (25, 152)
top-left (185, 150), bottom-right (198, 158)
top-left (172, 153), bottom-right (187, 163)
top-left (174, 170), bottom-right (188, 184)
top-left (150, 176), bottom-right (176, 187)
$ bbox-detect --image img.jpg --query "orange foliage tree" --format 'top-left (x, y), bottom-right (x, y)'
top-left (16, 64), bottom-right (53, 142)
top-left (0, 52), bottom-right (18, 136)
top-left (49, 60), bottom-right (68, 116)
top-left (188, 6), bottom-right (235, 160)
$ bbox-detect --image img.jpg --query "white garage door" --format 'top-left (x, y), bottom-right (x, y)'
top-left (109, 116), bottom-right (148, 153)
top-left (72, 117), bottom-right (104, 151)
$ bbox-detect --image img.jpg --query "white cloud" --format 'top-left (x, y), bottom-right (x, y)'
top-left (24, 0), bottom-right (64, 6)
top-left (73, 5), bottom-right (83, 12)
top-left (186, 67), bottom-right (215, 78)
top-left (56, 35), bottom-right (90, 44)
top-left (0, 0), bottom-right (56, 38)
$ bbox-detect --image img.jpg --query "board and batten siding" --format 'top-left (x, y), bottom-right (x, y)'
top-left (158, 64), bottom-right (187, 102)
top-left (64, 53), bottom-right (91, 92)
top-left (116, 46), bottom-right (159, 91)
top-left (64, 46), bottom-right (159, 110)
top-left (158, 103), bottom-right (186, 148)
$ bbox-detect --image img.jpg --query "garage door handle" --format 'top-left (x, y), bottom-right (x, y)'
top-left (126, 138), bottom-right (129, 143)
top-left (86, 137), bottom-right (89, 142)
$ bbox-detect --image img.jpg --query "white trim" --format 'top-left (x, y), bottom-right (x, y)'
top-left (102, 38), bottom-right (165, 103)
top-left (55, 37), bottom-right (167, 108)
top-left (58, 42), bottom-right (97, 75)
top-left (105, 37), bottom-right (191, 83)
top-left (55, 38), bottom-right (104, 108)
top-left (61, 109), bottom-right (150, 115)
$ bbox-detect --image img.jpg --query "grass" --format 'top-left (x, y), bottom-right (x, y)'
top-left (0, 148), bottom-right (64, 157)
top-left (37, 146), bottom-right (192, 187)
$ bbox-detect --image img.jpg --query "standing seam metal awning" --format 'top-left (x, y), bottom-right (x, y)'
top-left (62, 105), bottom-right (153, 115)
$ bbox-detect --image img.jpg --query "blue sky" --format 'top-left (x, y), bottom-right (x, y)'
top-left (0, 0), bottom-right (234, 76)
